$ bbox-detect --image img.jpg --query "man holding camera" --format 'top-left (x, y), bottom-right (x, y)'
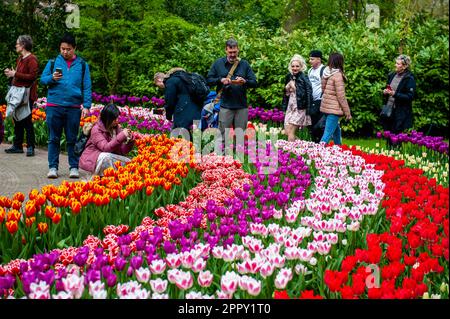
top-left (206, 38), bottom-right (257, 153)
top-left (40, 33), bottom-right (92, 179)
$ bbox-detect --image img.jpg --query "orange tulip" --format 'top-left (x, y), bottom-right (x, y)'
top-left (38, 222), bottom-right (49, 234)
top-left (103, 167), bottom-right (116, 177)
top-left (25, 216), bottom-right (36, 228)
top-left (11, 200), bottom-right (22, 210)
top-left (119, 189), bottom-right (128, 200)
top-left (6, 220), bottom-right (19, 234)
top-left (110, 189), bottom-right (119, 199)
top-left (36, 194), bottom-right (47, 206)
top-left (25, 200), bottom-right (37, 217)
top-left (0, 196), bottom-right (12, 208)
top-left (163, 182), bottom-right (172, 191)
top-left (52, 213), bottom-right (62, 224)
top-left (45, 206), bottom-right (56, 219)
top-left (28, 189), bottom-right (40, 200)
top-left (12, 192), bottom-right (25, 202)
top-left (7, 209), bottom-right (21, 222)
top-left (80, 194), bottom-right (90, 207)
top-left (145, 186), bottom-right (154, 196)
top-left (93, 194), bottom-right (103, 206)
top-left (70, 200), bottom-right (82, 215)
top-left (0, 207), bottom-right (5, 223)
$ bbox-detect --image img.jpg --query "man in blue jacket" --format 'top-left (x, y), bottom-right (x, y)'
top-left (206, 38), bottom-right (257, 153)
top-left (40, 33), bottom-right (92, 179)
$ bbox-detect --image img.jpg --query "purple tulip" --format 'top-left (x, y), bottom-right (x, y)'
top-left (85, 269), bottom-right (101, 284)
top-left (120, 245), bottom-right (131, 258)
top-left (135, 239), bottom-right (146, 251)
top-left (130, 255), bottom-right (144, 270)
top-left (114, 257), bottom-right (127, 271)
top-left (101, 265), bottom-right (114, 279)
top-left (106, 274), bottom-right (117, 287)
top-left (38, 270), bottom-right (55, 285)
top-left (163, 240), bottom-right (177, 254)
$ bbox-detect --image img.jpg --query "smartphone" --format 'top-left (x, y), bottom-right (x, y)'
top-left (55, 67), bottom-right (63, 75)
top-left (386, 84), bottom-right (392, 90)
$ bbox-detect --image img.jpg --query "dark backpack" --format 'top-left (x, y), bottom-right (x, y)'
top-left (178, 72), bottom-right (210, 105)
top-left (74, 123), bottom-right (93, 156)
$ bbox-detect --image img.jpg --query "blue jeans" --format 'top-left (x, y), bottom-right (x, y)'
top-left (46, 106), bottom-right (81, 169)
top-left (320, 114), bottom-right (342, 145)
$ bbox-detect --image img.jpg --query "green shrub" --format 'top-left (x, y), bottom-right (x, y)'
top-left (165, 18), bottom-right (449, 136)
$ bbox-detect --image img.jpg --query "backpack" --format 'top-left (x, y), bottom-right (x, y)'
top-left (308, 65), bottom-right (326, 79)
top-left (200, 91), bottom-right (220, 130)
top-left (74, 122), bottom-right (93, 156)
top-left (178, 72), bottom-right (210, 106)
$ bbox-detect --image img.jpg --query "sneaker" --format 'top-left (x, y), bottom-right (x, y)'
top-left (5, 145), bottom-right (24, 153)
top-left (69, 168), bottom-right (79, 179)
top-left (26, 146), bottom-right (35, 157)
top-left (47, 168), bottom-right (58, 179)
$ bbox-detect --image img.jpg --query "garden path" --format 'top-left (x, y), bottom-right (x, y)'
top-left (0, 143), bottom-right (90, 199)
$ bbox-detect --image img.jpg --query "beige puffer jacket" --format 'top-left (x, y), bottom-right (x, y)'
top-left (320, 67), bottom-right (351, 117)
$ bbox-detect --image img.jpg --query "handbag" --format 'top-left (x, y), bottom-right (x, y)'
top-left (380, 104), bottom-right (393, 118)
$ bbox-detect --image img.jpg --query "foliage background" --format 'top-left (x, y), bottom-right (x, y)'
top-left (0, 0), bottom-right (448, 136)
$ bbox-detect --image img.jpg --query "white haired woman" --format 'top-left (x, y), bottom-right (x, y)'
top-left (381, 54), bottom-right (416, 135)
top-left (281, 54), bottom-right (313, 142)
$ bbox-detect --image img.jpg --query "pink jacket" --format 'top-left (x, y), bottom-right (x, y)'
top-left (79, 120), bottom-right (134, 173)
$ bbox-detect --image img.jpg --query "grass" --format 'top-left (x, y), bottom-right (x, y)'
top-left (342, 137), bottom-right (386, 150)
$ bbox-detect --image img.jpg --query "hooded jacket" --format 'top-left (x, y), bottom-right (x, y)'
top-left (163, 69), bottom-right (202, 130)
top-left (320, 67), bottom-right (351, 117)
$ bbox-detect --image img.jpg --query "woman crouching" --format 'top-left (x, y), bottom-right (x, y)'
top-left (79, 103), bottom-right (134, 176)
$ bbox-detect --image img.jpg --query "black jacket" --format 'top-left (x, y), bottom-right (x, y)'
top-left (383, 70), bottom-right (416, 132)
top-left (281, 72), bottom-right (313, 113)
top-left (206, 57), bottom-right (257, 109)
top-left (164, 71), bottom-right (202, 130)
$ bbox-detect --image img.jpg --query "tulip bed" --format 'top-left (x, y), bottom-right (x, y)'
top-left (0, 101), bottom-right (448, 299)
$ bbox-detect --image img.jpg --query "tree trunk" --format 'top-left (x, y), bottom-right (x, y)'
top-left (282, 0), bottom-right (309, 33)
top-left (348, 0), bottom-right (353, 20)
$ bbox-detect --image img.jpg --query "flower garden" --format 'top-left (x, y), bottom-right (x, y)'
top-left (0, 96), bottom-right (448, 299)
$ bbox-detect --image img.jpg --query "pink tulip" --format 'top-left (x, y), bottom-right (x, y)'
top-left (62, 273), bottom-right (85, 299)
top-left (150, 278), bottom-right (168, 293)
top-left (220, 271), bottom-right (239, 294)
top-left (166, 253), bottom-right (182, 269)
top-left (259, 262), bottom-right (275, 278)
top-left (135, 267), bottom-right (151, 283)
top-left (197, 270), bottom-right (214, 287)
top-left (211, 246), bottom-right (224, 259)
top-left (174, 270), bottom-right (193, 290)
top-left (29, 281), bottom-right (51, 299)
top-left (191, 258), bottom-right (207, 273)
top-left (150, 259), bottom-right (166, 274)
